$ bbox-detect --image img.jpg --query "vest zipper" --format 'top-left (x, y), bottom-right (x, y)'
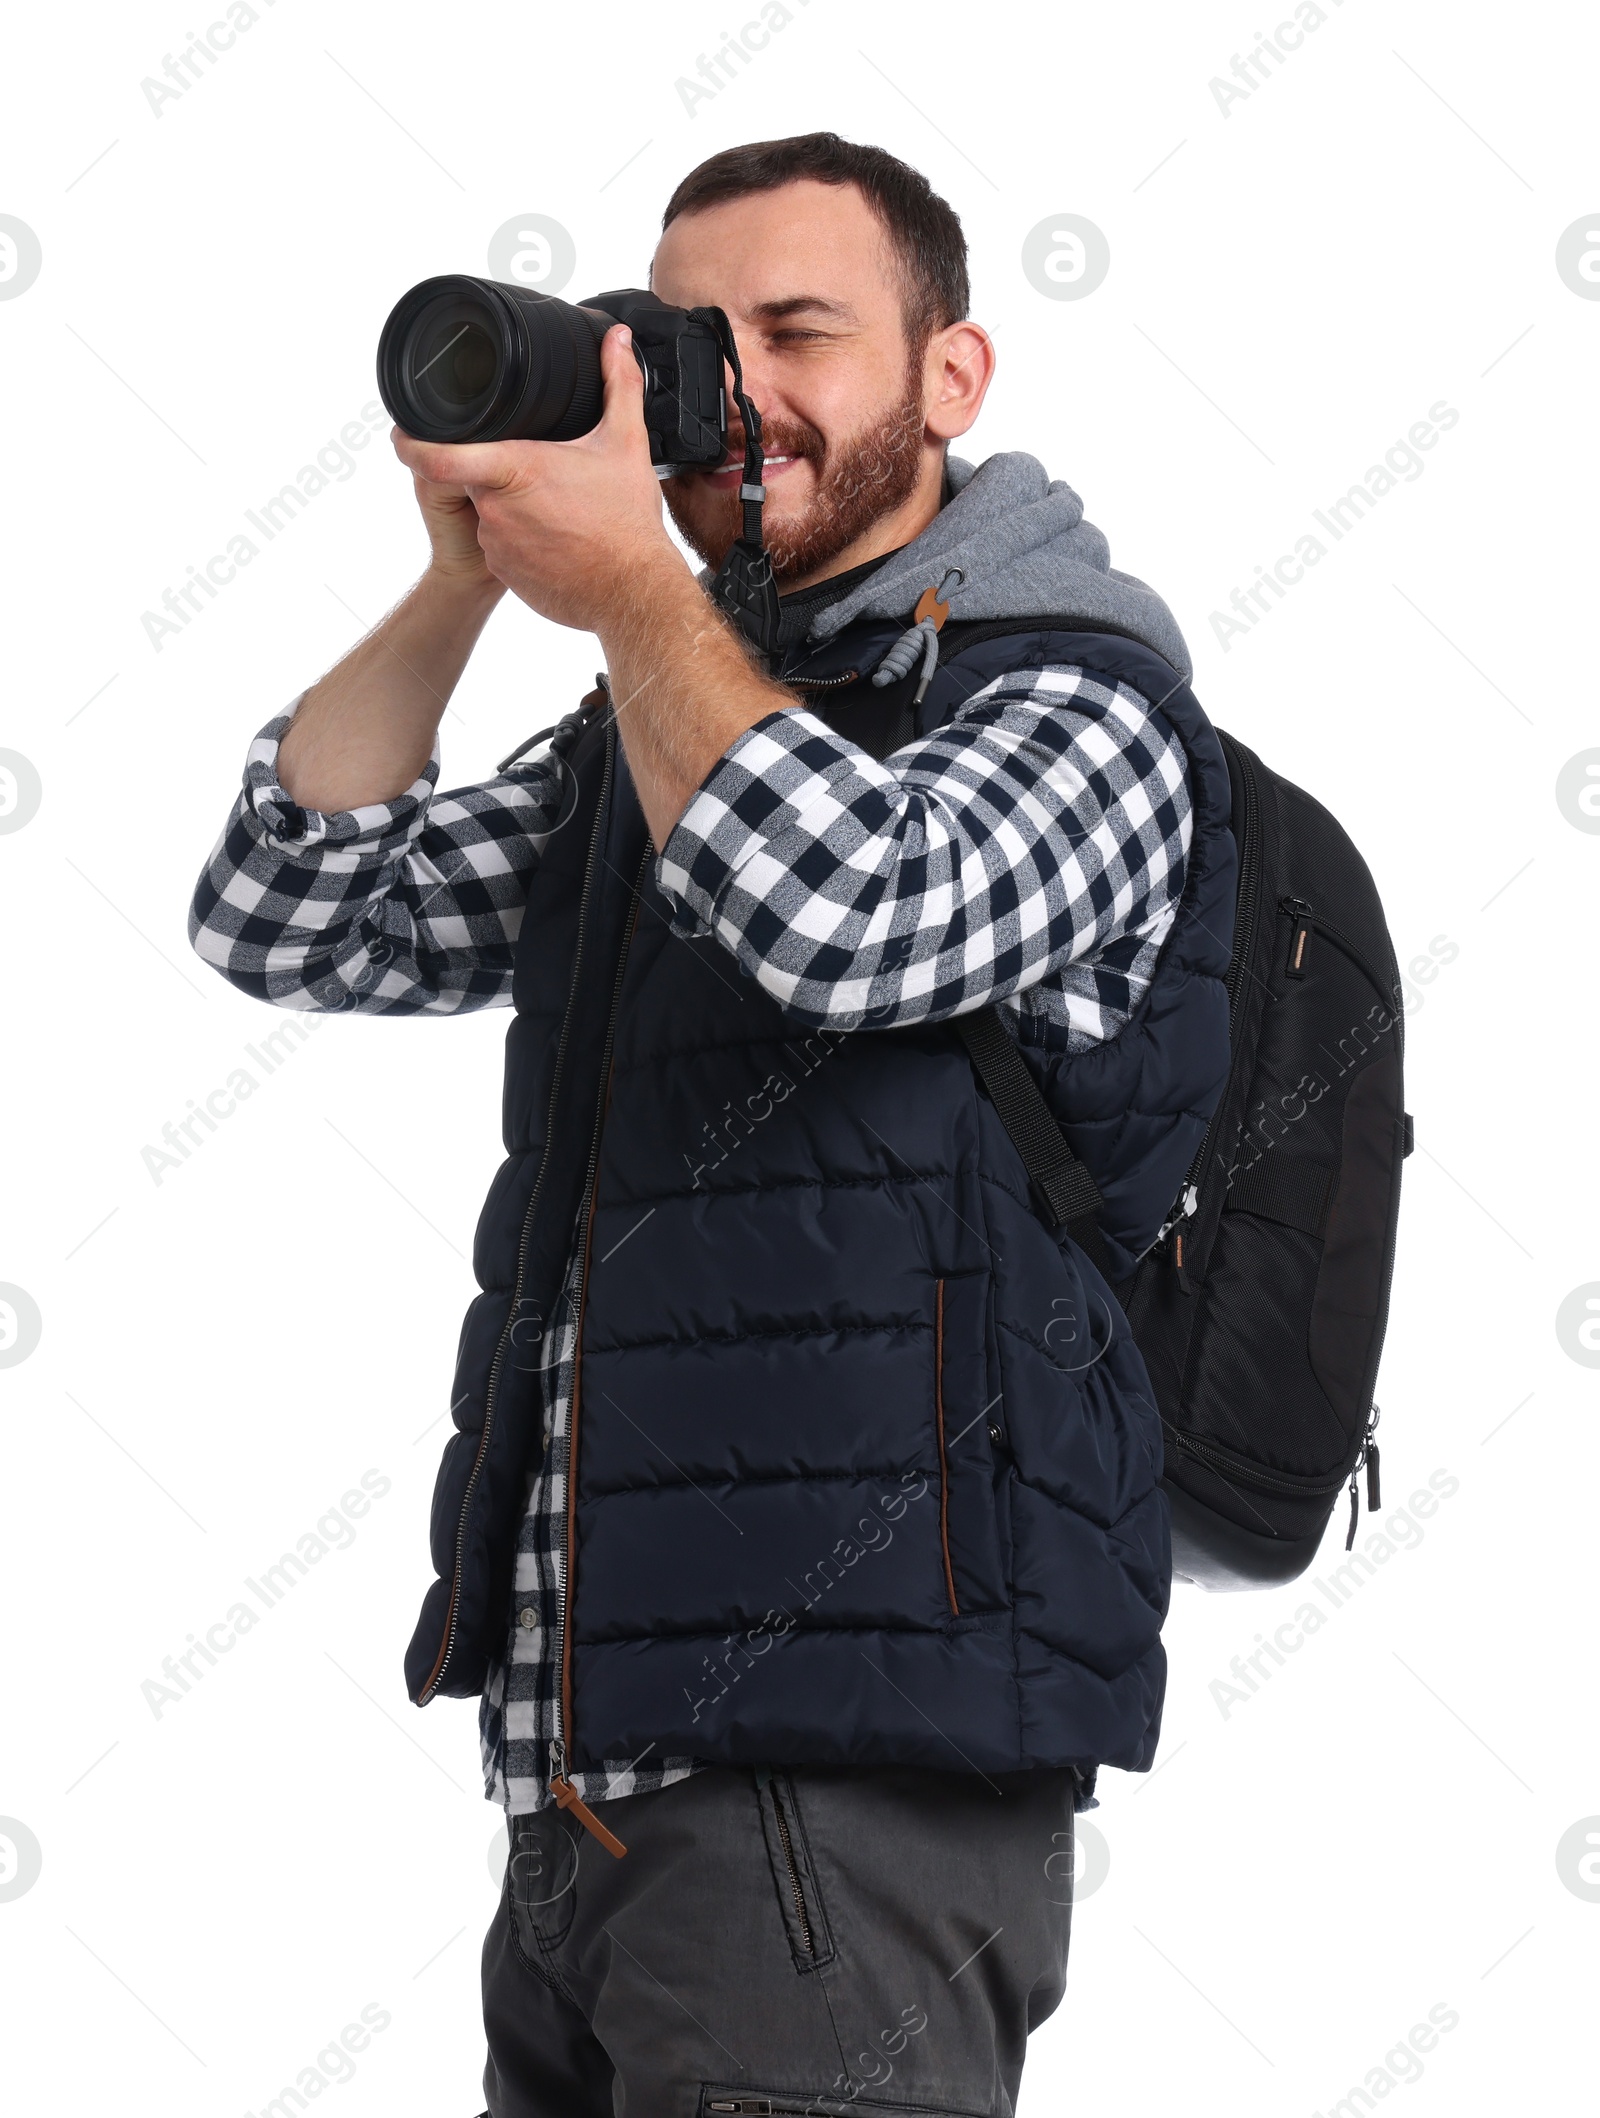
top-left (550, 844), bottom-right (651, 1846)
top-left (416, 714), bottom-right (616, 1705)
top-left (783, 667), bottom-right (861, 690)
top-left (769, 1778), bottom-right (817, 1958)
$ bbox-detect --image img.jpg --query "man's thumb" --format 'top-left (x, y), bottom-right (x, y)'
top-left (599, 323), bottom-right (645, 423)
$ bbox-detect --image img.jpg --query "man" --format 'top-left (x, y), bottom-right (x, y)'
top-left (191, 134), bottom-right (1234, 2116)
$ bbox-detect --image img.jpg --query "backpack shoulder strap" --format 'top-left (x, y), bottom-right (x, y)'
top-left (954, 1008), bottom-right (1113, 1276)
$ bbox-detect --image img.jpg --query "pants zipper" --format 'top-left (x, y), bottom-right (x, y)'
top-left (708, 2105), bottom-right (827, 2116)
top-left (768, 1779), bottom-right (816, 1959)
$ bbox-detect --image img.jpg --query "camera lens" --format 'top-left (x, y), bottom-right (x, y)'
top-left (377, 275), bottom-right (607, 445)
top-left (418, 318), bottom-right (498, 407)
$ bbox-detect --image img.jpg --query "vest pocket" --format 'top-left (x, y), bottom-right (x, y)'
top-left (932, 1274), bottom-right (1008, 1615)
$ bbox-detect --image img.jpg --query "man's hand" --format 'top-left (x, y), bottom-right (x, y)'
top-left (390, 325), bottom-right (685, 633)
top-left (410, 463), bottom-right (498, 585)
top-left (394, 323), bottom-right (792, 848)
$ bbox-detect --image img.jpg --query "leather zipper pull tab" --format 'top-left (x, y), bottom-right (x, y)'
top-left (1165, 1184), bottom-right (1199, 1275)
top-left (552, 1774), bottom-right (628, 1858)
top-left (1280, 894), bottom-right (1313, 979)
top-left (1365, 1439), bottom-right (1381, 1512)
top-left (1345, 1468), bottom-right (1360, 1550)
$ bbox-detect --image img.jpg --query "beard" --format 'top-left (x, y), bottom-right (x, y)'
top-left (664, 369), bottom-right (928, 588)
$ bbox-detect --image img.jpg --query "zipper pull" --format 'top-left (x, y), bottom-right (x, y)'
top-left (551, 1772), bottom-right (629, 1859)
top-left (1164, 1183), bottom-right (1199, 1270)
top-left (1345, 1405), bottom-right (1382, 1548)
top-left (1282, 895), bottom-right (1313, 980)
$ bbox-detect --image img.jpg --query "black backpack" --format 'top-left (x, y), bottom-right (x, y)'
top-left (961, 728), bottom-right (1411, 1591)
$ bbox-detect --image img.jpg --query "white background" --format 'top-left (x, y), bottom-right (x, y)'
top-left (2, 0), bottom-right (1596, 2110)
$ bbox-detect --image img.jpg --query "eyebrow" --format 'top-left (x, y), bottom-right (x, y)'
top-left (744, 296), bottom-right (859, 325)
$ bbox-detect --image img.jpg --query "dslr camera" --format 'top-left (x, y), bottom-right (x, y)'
top-left (376, 275), bottom-right (730, 472)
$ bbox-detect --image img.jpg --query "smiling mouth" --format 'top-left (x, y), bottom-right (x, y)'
top-left (698, 452), bottom-right (804, 489)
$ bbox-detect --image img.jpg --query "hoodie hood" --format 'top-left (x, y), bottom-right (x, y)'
top-left (805, 451), bottom-right (1192, 683)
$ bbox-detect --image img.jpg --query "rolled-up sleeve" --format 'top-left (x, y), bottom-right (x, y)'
top-left (188, 698), bottom-right (571, 1015)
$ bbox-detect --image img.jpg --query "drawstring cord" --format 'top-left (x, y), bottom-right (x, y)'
top-left (869, 568), bottom-right (965, 704)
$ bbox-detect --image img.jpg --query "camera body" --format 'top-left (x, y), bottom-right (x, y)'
top-left (376, 276), bottom-right (727, 470)
top-left (585, 287), bottom-right (726, 469)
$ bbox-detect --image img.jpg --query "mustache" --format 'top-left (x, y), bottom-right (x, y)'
top-left (700, 418), bottom-right (824, 470)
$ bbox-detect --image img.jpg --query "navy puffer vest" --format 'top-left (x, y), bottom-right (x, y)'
top-left (406, 618), bottom-right (1235, 1784)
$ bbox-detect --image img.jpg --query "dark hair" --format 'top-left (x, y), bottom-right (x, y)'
top-left (660, 132), bottom-right (969, 350)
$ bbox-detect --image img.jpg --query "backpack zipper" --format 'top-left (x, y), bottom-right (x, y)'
top-left (1344, 1403), bottom-right (1381, 1550)
top-left (550, 844), bottom-right (651, 1844)
top-left (1161, 1420), bottom-right (1353, 1497)
top-left (1161, 732), bottom-right (1261, 1264)
top-left (768, 1778), bottom-right (817, 1958)
top-left (416, 709), bottom-right (614, 1705)
top-left (1278, 896), bottom-right (1401, 1013)
top-left (1164, 1401), bottom-right (1381, 1542)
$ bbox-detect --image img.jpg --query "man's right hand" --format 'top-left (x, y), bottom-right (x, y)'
top-left (407, 448), bottom-right (498, 585)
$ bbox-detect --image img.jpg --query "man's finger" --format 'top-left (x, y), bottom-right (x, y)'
top-left (596, 324), bottom-right (646, 433)
top-left (391, 427), bottom-right (529, 491)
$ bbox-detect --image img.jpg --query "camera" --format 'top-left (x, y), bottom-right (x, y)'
top-left (376, 273), bottom-right (782, 652)
top-left (376, 276), bottom-right (728, 471)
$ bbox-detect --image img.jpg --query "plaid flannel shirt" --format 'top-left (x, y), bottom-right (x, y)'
top-left (191, 663), bottom-right (1192, 1813)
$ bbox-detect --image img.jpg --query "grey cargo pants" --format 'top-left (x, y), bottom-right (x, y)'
top-left (480, 1763), bottom-right (1083, 2117)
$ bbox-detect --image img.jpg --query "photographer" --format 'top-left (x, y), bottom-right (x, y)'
top-left (190, 132), bottom-right (1232, 2116)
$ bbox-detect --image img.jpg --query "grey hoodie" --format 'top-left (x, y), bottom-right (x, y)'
top-left (806, 450), bottom-right (1193, 683)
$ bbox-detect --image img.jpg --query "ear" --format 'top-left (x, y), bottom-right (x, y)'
top-left (923, 322), bottom-right (995, 444)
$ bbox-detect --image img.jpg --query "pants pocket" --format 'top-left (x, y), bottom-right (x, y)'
top-left (701, 2088), bottom-right (985, 2118)
top-left (507, 1809), bottom-right (581, 1959)
top-left (753, 1769), bottom-right (835, 1972)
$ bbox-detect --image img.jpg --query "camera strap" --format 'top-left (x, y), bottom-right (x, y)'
top-left (693, 306), bottom-right (782, 659)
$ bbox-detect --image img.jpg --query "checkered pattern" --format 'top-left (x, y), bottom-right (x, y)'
top-left (659, 665), bottom-right (1192, 1049)
top-left (187, 707), bottom-right (568, 1014)
top-left (191, 665), bottom-right (1192, 1815)
top-left (478, 1249), bottom-right (705, 1815)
